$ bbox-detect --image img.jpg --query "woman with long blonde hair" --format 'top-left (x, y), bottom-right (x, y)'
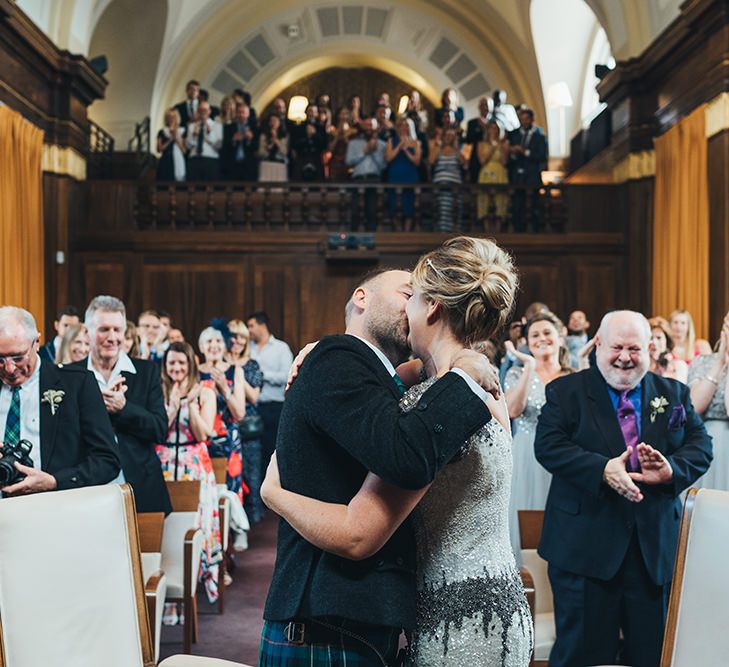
top-left (669, 309), bottom-right (711, 362)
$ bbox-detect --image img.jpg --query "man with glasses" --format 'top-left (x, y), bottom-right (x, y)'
top-left (0, 306), bottom-right (119, 496)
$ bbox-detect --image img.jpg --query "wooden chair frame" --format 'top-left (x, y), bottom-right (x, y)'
top-left (518, 509), bottom-right (548, 667)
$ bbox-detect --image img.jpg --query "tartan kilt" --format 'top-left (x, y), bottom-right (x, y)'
top-left (259, 620), bottom-right (395, 666)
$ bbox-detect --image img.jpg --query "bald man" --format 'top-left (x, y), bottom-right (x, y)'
top-left (535, 310), bottom-right (712, 667)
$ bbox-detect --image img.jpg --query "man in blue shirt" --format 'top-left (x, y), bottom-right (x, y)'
top-left (535, 310), bottom-right (712, 667)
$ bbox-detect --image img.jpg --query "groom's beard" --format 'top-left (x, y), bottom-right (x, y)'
top-left (366, 310), bottom-right (411, 367)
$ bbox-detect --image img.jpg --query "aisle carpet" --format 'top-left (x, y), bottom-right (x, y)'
top-left (159, 513), bottom-right (278, 664)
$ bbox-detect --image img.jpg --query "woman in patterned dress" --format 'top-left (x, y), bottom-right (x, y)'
top-left (156, 341), bottom-right (223, 615)
top-left (227, 319), bottom-right (266, 523)
top-left (504, 311), bottom-right (572, 556)
top-left (198, 327), bottom-right (247, 503)
top-left (262, 237), bottom-right (533, 666)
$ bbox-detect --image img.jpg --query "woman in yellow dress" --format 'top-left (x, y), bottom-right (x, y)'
top-left (477, 120), bottom-right (509, 226)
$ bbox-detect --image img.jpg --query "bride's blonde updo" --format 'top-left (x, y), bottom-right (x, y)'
top-left (411, 236), bottom-right (518, 345)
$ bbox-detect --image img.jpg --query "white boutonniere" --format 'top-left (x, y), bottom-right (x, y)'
top-left (42, 389), bottom-right (65, 416)
top-left (649, 395), bottom-right (669, 423)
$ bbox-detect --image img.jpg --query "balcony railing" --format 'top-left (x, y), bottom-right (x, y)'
top-left (133, 182), bottom-right (566, 233)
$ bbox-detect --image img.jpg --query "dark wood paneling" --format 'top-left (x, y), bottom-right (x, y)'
top-left (625, 177), bottom-right (654, 315)
top-left (708, 129), bottom-right (729, 341)
top-left (82, 259), bottom-right (127, 302)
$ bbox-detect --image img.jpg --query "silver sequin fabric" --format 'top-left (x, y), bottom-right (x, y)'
top-left (504, 367), bottom-right (546, 437)
top-left (687, 353), bottom-right (728, 421)
top-left (401, 378), bottom-right (534, 666)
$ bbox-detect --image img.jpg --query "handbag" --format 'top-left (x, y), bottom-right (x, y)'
top-left (239, 414), bottom-right (264, 441)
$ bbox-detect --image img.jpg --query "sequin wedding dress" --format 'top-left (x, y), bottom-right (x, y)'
top-left (402, 378), bottom-right (533, 666)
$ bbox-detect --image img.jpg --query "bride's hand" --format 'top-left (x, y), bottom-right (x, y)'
top-left (450, 349), bottom-right (501, 400)
top-left (286, 342), bottom-right (319, 393)
top-left (261, 452), bottom-right (283, 510)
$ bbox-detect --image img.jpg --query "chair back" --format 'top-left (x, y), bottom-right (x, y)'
top-left (518, 510), bottom-right (553, 615)
top-left (661, 488), bottom-right (729, 667)
top-left (0, 484), bottom-right (154, 667)
top-left (138, 512), bottom-right (165, 552)
top-left (166, 480), bottom-right (201, 511)
top-left (161, 512), bottom-right (204, 597)
top-left (211, 457), bottom-right (228, 485)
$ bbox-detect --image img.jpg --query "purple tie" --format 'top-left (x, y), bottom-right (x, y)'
top-left (617, 391), bottom-right (640, 471)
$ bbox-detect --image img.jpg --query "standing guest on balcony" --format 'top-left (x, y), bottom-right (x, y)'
top-left (156, 108), bottom-right (186, 182)
top-left (78, 296), bottom-right (172, 515)
top-left (430, 126), bottom-right (465, 232)
top-left (346, 118), bottom-right (387, 231)
top-left (328, 107), bottom-right (356, 182)
top-left (219, 96), bottom-right (235, 126)
top-left (246, 311), bottom-right (293, 474)
top-left (186, 101), bottom-right (222, 181)
top-left (385, 117), bottom-right (421, 231)
top-left (232, 88), bottom-right (258, 131)
top-left (173, 79), bottom-right (200, 132)
top-left (347, 94), bottom-right (363, 126)
top-left (491, 89), bottom-right (520, 132)
top-left (375, 104), bottom-right (395, 144)
top-left (465, 97), bottom-right (493, 183)
top-left (292, 105), bottom-right (327, 181)
top-left (40, 306), bottom-right (80, 363)
top-left (258, 114), bottom-right (289, 182)
top-left (221, 103), bottom-right (259, 181)
top-left (198, 89), bottom-right (220, 120)
top-left (668, 309), bottom-right (712, 363)
top-left (434, 87), bottom-right (464, 131)
top-left (406, 90), bottom-right (429, 134)
top-left (477, 120), bottom-right (509, 227)
top-left (55, 323), bottom-right (90, 365)
top-left (506, 107), bottom-right (547, 232)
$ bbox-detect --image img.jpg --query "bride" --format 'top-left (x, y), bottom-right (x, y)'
top-left (262, 236), bottom-right (533, 666)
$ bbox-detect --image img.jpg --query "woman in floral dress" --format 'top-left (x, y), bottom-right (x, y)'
top-left (156, 341), bottom-right (222, 618)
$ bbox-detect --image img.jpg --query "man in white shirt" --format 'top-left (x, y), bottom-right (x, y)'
top-left (246, 311), bottom-right (293, 472)
top-left (187, 100), bottom-right (222, 180)
top-left (0, 306), bottom-right (119, 496)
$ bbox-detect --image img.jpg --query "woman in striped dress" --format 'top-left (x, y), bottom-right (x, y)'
top-left (429, 127), bottom-right (465, 232)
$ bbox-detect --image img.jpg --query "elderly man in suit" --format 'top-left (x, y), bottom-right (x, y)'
top-left (535, 310), bottom-right (712, 667)
top-left (76, 296), bottom-right (171, 514)
top-left (0, 306), bottom-right (119, 496)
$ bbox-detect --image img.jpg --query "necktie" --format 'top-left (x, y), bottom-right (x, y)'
top-left (196, 122), bottom-right (205, 156)
top-left (236, 124), bottom-right (245, 161)
top-left (393, 374), bottom-right (407, 396)
top-left (617, 390), bottom-right (640, 471)
top-left (4, 386), bottom-right (20, 447)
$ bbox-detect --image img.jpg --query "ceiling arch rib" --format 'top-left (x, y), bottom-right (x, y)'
top-left (151, 0), bottom-right (541, 138)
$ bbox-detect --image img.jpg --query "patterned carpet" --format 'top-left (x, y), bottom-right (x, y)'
top-left (159, 513), bottom-right (278, 665)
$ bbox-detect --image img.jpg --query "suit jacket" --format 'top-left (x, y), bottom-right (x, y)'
top-left (465, 117), bottom-right (488, 181)
top-left (174, 100), bottom-right (196, 133)
top-left (221, 122), bottom-right (259, 179)
top-left (72, 357), bottom-right (171, 514)
top-left (535, 367), bottom-right (712, 585)
top-left (264, 335), bottom-right (490, 629)
top-left (38, 362), bottom-right (120, 489)
top-left (506, 125), bottom-right (548, 185)
top-left (39, 340), bottom-right (56, 364)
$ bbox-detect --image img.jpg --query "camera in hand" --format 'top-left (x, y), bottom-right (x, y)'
top-left (0, 439), bottom-right (33, 486)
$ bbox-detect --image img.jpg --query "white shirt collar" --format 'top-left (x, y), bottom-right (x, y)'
top-left (348, 334), bottom-right (397, 377)
top-left (87, 351), bottom-right (136, 387)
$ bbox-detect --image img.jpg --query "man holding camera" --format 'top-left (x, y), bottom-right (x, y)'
top-left (0, 306), bottom-right (119, 496)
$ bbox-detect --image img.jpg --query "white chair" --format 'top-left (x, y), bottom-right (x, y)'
top-left (211, 458), bottom-right (231, 614)
top-left (518, 510), bottom-right (555, 667)
top-left (139, 511), bottom-right (167, 663)
top-left (0, 484), bottom-right (248, 667)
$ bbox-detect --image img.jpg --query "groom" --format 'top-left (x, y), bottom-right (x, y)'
top-left (260, 268), bottom-right (498, 665)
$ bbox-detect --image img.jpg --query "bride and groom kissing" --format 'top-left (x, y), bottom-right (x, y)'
top-left (259, 236), bottom-right (533, 666)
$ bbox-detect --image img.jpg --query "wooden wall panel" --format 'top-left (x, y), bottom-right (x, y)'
top-left (82, 260), bottom-right (127, 303)
top-left (708, 129), bottom-right (729, 342)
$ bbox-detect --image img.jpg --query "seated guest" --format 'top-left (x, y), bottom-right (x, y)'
top-left (198, 89), bottom-right (220, 120)
top-left (385, 117), bottom-right (421, 231)
top-left (156, 341), bottom-right (222, 614)
top-left (138, 310), bottom-right (166, 362)
top-left (257, 114), bottom-right (288, 182)
top-left (76, 296), bottom-right (172, 514)
top-left (649, 316), bottom-right (689, 383)
top-left (226, 319), bottom-right (264, 523)
top-left (40, 305), bottom-right (80, 363)
top-left (669, 309), bottom-right (712, 362)
top-left (0, 306), bottom-right (120, 496)
top-left (198, 326), bottom-right (246, 504)
top-left (506, 107), bottom-right (547, 232)
top-left (430, 126), bottom-right (465, 232)
top-left (186, 101), bottom-right (222, 180)
top-left (221, 103), bottom-right (258, 181)
top-left (434, 87), bottom-right (464, 131)
top-left (504, 311), bottom-right (571, 555)
top-left (476, 120), bottom-right (509, 226)
top-left (55, 323), bottom-right (90, 365)
top-left (564, 309), bottom-right (590, 369)
top-left (123, 320), bottom-right (140, 357)
top-left (173, 79), bottom-right (200, 131)
top-left (688, 309), bottom-right (729, 490)
top-left (156, 108), bottom-right (186, 182)
top-left (345, 118), bottom-right (387, 230)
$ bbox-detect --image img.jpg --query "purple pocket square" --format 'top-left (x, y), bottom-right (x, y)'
top-left (667, 405), bottom-right (686, 430)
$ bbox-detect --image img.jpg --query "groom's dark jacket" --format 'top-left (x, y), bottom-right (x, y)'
top-left (264, 335), bottom-right (490, 629)
top-left (535, 367), bottom-right (712, 586)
